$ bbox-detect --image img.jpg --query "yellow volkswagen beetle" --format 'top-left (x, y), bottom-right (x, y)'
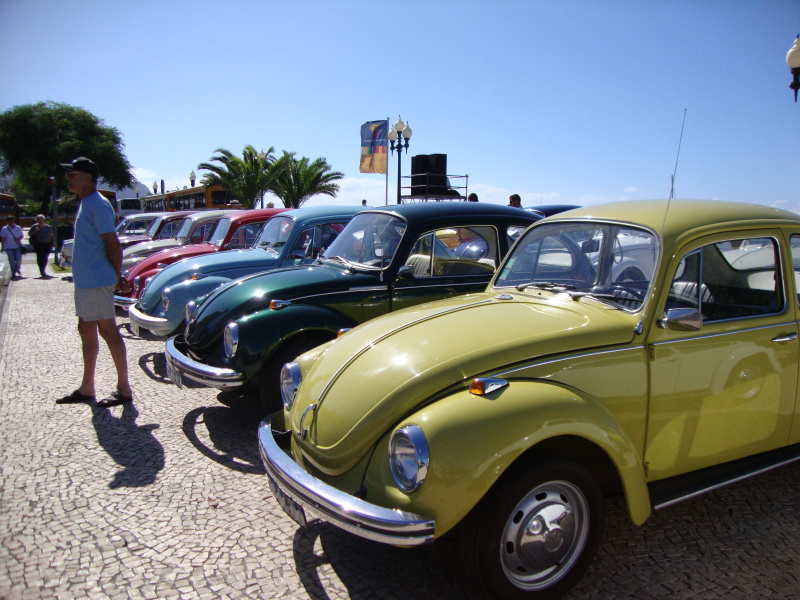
top-left (260, 199), bottom-right (800, 599)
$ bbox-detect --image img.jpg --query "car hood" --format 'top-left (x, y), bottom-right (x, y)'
top-left (129, 243), bottom-right (216, 278)
top-left (139, 248), bottom-right (281, 309)
top-left (123, 238), bottom-right (179, 258)
top-left (292, 291), bottom-right (637, 473)
top-left (118, 234), bottom-right (150, 248)
top-left (184, 263), bottom-right (358, 352)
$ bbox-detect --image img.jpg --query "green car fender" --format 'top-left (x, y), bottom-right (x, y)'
top-left (361, 380), bottom-right (651, 538)
top-left (233, 304), bottom-right (359, 383)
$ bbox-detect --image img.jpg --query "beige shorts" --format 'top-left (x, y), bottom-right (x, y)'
top-left (74, 286), bottom-right (116, 321)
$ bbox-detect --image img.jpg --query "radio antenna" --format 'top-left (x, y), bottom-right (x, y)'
top-left (669, 108), bottom-right (688, 200)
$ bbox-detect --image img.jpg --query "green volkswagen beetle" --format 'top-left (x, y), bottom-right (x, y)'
top-left (260, 199), bottom-right (800, 599)
top-left (165, 202), bottom-right (541, 410)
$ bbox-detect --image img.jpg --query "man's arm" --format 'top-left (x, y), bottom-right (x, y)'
top-left (101, 231), bottom-right (128, 290)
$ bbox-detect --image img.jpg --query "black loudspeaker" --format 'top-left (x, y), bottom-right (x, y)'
top-left (411, 154), bottom-right (448, 197)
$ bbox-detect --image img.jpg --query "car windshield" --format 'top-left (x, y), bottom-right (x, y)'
top-left (495, 221), bottom-right (658, 311)
top-left (147, 217), bottom-right (164, 238)
top-left (322, 212), bottom-right (406, 269)
top-left (173, 218), bottom-right (194, 242)
top-left (253, 216), bottom-right (294, 256)
top-left (207, 218), bottom-right (232, 247)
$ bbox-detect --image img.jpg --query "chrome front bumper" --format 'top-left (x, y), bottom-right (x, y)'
top-left (164, 336), bottom-right (244, 389)
top-left (258, 413), bottom-right (436, 546)
top-left (113, 294), bottom-right (138, 309)
top-left (128, 303), bottom-right (173, 336)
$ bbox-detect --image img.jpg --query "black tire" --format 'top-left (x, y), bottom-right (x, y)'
top-left (257, 336), bottom-right (330, 414)
top-left (462, 457), bottom-right (604, 600)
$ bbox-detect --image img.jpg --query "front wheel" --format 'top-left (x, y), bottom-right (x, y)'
top-left (463, 457), bottom-right (604, 600)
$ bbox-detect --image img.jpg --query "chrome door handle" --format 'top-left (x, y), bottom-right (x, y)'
top-left (771, 333), bottom-right (798, 343)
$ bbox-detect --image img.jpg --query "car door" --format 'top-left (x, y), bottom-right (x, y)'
top-left (645, 231), bottom-right (798, 481)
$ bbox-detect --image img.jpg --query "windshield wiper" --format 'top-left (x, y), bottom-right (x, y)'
top-left (567, 291), bottom-right (643, 308)
top-left (325, 255), bottom-right (357, 273)
top-left (516, 281), bottom-right (576, 292)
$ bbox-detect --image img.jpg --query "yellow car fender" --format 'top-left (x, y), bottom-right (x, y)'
top-left (364, 380), bottom-right (651, 538)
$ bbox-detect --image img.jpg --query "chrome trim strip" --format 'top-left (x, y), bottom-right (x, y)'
top-left (494, 345), bottom-right (648, 379)
top-left (652, 452), bottom-right (800, 510)
top-left (650, 321), bottom-right (797, 347)
top-left (258, 416), bottom-right (435, 546)
top-left (164, 336), bottom-right (243, 389)
top-left (128, 304), bottom-right (172, 335)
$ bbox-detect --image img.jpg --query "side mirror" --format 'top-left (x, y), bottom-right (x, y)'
top-left (398, 265), bottom-right (415, 280)
top-left (659, 308), bottom-right (702, 331)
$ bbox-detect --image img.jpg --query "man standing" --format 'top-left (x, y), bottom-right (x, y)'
top-left (56, 157), bottom-right (133, 407)
top-left (28, 214), bottom-right (56, 278)
top-left (508, 194), bottom-right (522, 208)
top-left (0, 215), bottom-right (25, 279)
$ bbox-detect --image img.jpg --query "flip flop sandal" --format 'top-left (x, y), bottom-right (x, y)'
top-left (97, 392), bottom-right (133, 407)
top-left (56, 390), bottom-right (96, 404)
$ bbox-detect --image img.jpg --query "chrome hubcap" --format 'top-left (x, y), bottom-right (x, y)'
top-left (500, 481), bottom-right (589, 590)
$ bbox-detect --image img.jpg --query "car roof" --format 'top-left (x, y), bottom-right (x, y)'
top-left (185, 209), bottom-right (236, 222)
top-left (223, 208), bottom-right (287, 223)
top-left (279, 205), bottom-right (363, 220)
top-left (544, 199), bottom-right (800, 247)
top-left (362, 201), bottom-right (541, 227)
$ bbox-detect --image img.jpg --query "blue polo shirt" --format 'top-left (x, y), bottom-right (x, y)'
top-left (72, 191), bottom-right (118, 289)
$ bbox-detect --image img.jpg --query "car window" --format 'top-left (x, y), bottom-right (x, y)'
top-left (404, 226), bottom-right (499, 278)
top-left (667, 237), bottom-right (782, 321)
top-left (208, 218), bottom-right (232, 246)
top-left (792, 235), bottom-right (800, 305)
top-left (224, 222), bottom-right (263, 249)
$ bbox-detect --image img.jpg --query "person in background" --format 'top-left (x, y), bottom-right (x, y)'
top-left (0, 215), bottom-right (25, 280)
top-left (29, 214), bottom-right (55, 278)
top-left (508, 194), bottom-right (522, 208)
top-left (55, 157), bottom-right (134, 408)
top-left (467, 193), bottom-right (479, 202)
top-left (361, 199), bottom-right (368, 206)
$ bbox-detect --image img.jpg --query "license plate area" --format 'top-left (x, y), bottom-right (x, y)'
top-left (269, 475), bottom-right (308, 528)
top-left (166, 360), bottom-right (183, 389)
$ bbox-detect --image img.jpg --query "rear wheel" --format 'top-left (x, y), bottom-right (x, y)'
top-left (463, 457), bottom-right (604, 600)
top-left (257, 336), bottom-right (331, 414)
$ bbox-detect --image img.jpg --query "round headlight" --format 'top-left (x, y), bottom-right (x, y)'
top-left (185, 300), bottom-right (197, 323)
top-left (280, 362), bottom-right (302, 410)
top-left (161, 289), bottom-right (170, 311)
top-left (223, 322), bottom-right (239, 358)
top-left (389, 425), bottom-right (429, 492)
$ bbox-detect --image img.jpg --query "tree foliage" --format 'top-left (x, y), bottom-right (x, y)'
top-left (197, 145), bottom-right (282, 209)
top-left (271, 152), bottom-right (344, 209)
top-left (0, 102), bottom-right (134, 213)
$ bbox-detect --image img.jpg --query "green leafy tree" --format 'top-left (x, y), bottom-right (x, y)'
top-left (271, 152), bottom-right (344, 209)
top-left (0, 102), bottom-right (134, 214)
top-left (197, 145), bottom-right (282, 209)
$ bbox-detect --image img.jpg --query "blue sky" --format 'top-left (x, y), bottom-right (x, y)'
top-left (1, 0), bottom-right (798, 210)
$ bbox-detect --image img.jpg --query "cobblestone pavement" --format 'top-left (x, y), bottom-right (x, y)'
top-left (1, 254), bottom-right (799, 600)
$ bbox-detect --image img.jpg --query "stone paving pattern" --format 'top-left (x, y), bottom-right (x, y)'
top-left (1, 254), bottom-right (799, 600)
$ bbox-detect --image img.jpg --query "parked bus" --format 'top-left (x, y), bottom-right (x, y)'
top-left (0, 192), bottom-right (36, 226)
top-left (116, 197), bottom-right (143, 219)
top-left (141, 184), bottom-right (236, 212)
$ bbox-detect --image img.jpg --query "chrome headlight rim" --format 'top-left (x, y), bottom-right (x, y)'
top-left (185, 300), bottom-right (197, 322)
top-left (280, 362), bottom-right (302, 410)
top-left (161, 288), bottom-right (171, 311)
top-left (389, 425), bottom-right (430, 492)
top-left (223, 322), bottom-right (239, 359)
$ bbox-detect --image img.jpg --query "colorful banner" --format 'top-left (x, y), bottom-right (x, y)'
top-left (359, 120), bottom-right (388, 174)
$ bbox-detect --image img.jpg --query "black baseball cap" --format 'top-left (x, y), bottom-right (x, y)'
top-left (60, 157), bottom-right (99, 178)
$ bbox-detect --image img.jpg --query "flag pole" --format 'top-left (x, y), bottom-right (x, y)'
top-left (385, 117), bottom-right (389, 205)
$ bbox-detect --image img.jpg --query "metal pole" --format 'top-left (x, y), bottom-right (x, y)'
top-left (50, 177), bottom-right (58, 265)
top-left (385, 117), bottom-right (389, 206)
top-left (396, 144), bottom-right (402, 204)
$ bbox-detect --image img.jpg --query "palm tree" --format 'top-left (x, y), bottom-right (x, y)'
top-left (271, 152), bottom-right (344, 209)
top-left (197, 145), bottom-right (282, 209)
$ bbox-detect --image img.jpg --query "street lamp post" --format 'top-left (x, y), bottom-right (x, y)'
top-left (787, 35), bottom-right (800, 102)
top-left (387, 116), bottom-right (412, 203)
